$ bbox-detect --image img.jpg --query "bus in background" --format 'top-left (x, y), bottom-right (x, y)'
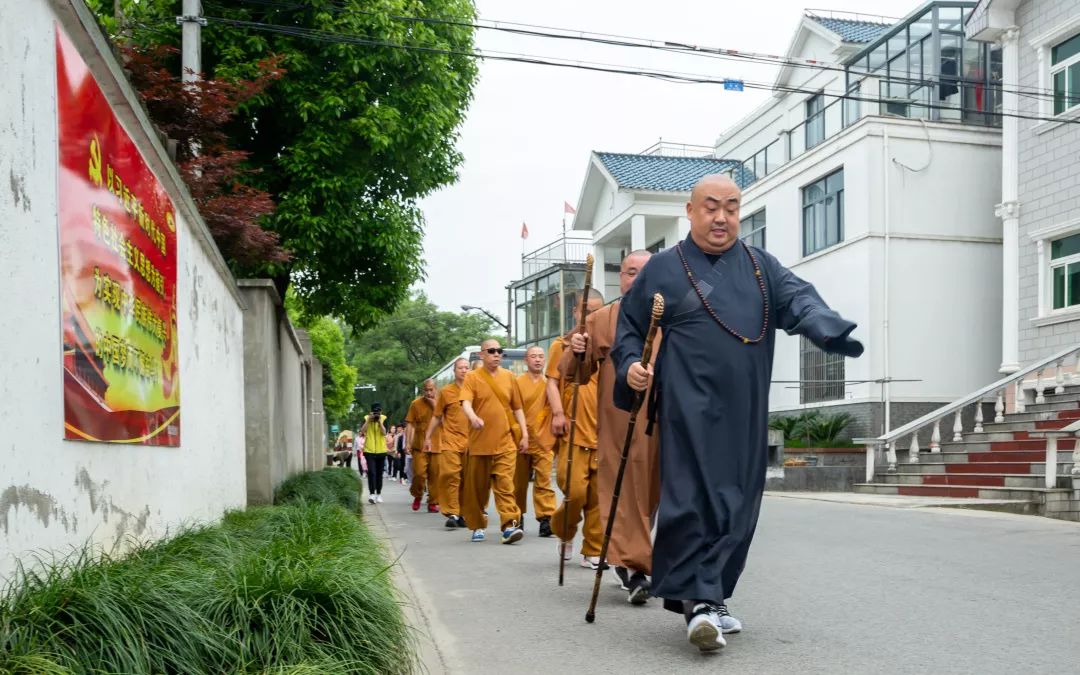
top-left (430, 345), bottom-right (530, 388)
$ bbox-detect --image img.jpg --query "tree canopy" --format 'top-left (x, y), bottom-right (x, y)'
top-left (90, 0), bottom-right (479, 330)
top-left (344, 293), bottom-right (497, 426)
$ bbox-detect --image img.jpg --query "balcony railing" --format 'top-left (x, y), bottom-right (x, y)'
top-left (638, 140), bottom-right (716, 158)
top-left (521, 236), bottom-right (592, 278)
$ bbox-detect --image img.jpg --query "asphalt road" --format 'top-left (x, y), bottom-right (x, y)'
top-left (365, 475), bottom-right (1080, 675)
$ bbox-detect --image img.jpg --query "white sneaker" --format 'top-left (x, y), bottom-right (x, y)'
top-left (376, 494), bottom-right (384, 503)
top-left (687, 604), bottom-right (727, 652)
top-left (717, 604), bottom-right (742, 634)
top-left (558, 540), bottom-right (572, 561)
top-left (368, 496), bottom-right (376, 504)
top-left (580, 555), bottom-right (599, 569)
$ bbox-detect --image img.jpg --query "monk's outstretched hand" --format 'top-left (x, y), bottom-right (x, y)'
top-left (627, 362), bottom-right (652, 392)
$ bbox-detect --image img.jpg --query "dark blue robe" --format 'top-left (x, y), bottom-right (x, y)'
top-left (611, 235), bottom-right (863, 613)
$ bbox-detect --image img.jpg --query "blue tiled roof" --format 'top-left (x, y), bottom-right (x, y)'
top-left (596, 153), bottom-right (754, 192)
top-left (809, 16), bottom-right (893, 43)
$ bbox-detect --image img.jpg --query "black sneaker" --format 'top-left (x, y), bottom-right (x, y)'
top-left (445, 515), bottom-right (458, 529)
top-left (614, 566), bottom-right (631, 590)
top-left (626, 571), bottom-right (651, 605)
top-left (538, 517), bottom-right (552, 538)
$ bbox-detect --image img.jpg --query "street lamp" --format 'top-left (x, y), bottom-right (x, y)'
top-left (462, 304), bottom-right (513, 346)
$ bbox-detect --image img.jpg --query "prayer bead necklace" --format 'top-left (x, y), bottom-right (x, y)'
top-left (675, 240), bottom-right (769, 345)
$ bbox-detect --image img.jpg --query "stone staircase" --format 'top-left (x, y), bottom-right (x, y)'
top-left (855, 386), bottom-right (1080, 521)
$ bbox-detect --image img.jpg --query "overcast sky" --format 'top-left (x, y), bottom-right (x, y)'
top-left (417, 0), bottom-right (918, 324)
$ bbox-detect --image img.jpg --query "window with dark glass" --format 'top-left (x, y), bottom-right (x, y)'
top-left (740, 210), bottom-right (766, 250)
top-left (1052, 33), bottom-right (1080, 115)
top-left (802, 169), bottom-right (844, 256)
top-left (646, 238), bottom-right (666, 254)
top-left (800, 336), bottom-right (845, 404)
top-left (1051, 232), bottom-right (1080, 310)
top-left (805, 93), bottom-right (825, 150)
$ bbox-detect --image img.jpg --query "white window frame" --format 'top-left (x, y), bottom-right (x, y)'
top-left (1051, 35), bottom-right (1080, 115)
top-left (1030, 16), bottom-right (1080, 122)
top-left (1029, 217), bottom-right (1080, 322)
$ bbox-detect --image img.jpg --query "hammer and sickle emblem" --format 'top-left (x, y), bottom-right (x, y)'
top-left (88, 136), bottom-right (103, 187)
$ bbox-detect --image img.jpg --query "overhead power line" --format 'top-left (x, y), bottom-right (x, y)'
top-left (197, 15), bottom-right (1078, 127)
top-left (205, 0), bottom-right (1061, 102)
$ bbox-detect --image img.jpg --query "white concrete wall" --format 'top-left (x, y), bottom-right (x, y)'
top-left (755, 119), bottom-right (1003, 412)
top-left (0, 0), bottom-right (246, 580)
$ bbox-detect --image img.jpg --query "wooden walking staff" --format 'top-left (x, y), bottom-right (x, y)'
top-left (585, 292), bottom-right (664, 623)
top-left (558, 253), bottom-right (595, 587)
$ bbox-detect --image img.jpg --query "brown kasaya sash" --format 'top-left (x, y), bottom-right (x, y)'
top-left (477, 367), bottom-right (523, 444)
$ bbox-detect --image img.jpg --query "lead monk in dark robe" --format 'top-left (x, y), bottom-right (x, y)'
top-left (610, 174), bottom-right (863, 653)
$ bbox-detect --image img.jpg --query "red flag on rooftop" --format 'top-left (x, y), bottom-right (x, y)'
top-left (564, 201), bottom-right (577, 215)
top-left (521, 222), bottom-right (529, 239)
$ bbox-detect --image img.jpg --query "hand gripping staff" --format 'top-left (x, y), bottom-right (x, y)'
top-left (558, 253), bottom-right (594, 587)
top-left (585, 292), bottom-right (664, 623)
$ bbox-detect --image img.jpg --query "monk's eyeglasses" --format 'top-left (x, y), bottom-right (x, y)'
top-left (484, 348), bottom-right (504, 355)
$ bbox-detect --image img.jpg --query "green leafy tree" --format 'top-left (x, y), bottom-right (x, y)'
top-left (89, 0), bottom-right (479, 329)
top-left (345, 293), bottom-right (496, 422)
top-left (285, 294), bottom-right (357, 425)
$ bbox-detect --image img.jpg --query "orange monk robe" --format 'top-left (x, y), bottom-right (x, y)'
top-left (406, 396), bottom-right (441, 506)
top-left (458, 367), bottom-right (523, 531)
top-left (547, 335), bottom-right (602, 555)
top-left (513, 372), bottom-right (557, 522)
top-left (576, 299), bottom-right (661, 574)
top-left (434, 382), bottom-right (469, 517)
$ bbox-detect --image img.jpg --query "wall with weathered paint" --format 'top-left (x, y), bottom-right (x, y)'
top-left (0, 0), bottom-right (246, 580)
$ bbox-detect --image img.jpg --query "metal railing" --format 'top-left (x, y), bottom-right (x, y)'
top-left (638, 140), bottom-right (716, 158)
top-left (521, 236), bottom-right (592, 277)
top-left (858, 344), bottom-right (1080, 487)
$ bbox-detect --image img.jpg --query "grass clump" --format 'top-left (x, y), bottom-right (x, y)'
top-left (275, 467), bottom-right (363, 513)
top-left (0, 498), bottom-right (412, 674)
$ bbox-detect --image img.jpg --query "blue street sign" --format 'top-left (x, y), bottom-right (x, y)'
top-left (723, 79), bottom-right (744, 92)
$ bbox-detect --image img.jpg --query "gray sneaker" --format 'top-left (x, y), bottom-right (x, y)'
top-left (717, 604), bottom-right (742, 634)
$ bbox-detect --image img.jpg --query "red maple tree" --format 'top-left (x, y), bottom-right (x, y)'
top-left (122, 45), bottom-right (290, 267)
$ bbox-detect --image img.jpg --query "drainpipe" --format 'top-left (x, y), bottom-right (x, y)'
top-left (883, 126), bottom-right (892, 435)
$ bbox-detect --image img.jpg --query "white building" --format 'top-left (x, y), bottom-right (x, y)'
top-left (572, 3), bottom-right (1006, 439)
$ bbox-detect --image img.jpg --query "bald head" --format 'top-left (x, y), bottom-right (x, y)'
top-left (687, 174), bottom-right (742, 254)
top-left (620, 249), bottom-right (652, 296)
top-left (479, 338), bottom-right (503, 371)
top-left (525, 345), bottom-right (545, 375)
top-left (572, 288), bottom-right (605, 323)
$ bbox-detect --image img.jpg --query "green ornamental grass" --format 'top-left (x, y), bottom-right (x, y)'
top-left (0, 470), bottom-right (412, 675)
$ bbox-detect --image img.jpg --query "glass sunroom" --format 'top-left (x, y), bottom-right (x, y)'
top-left (844, 2), bottom-right (1002, 126)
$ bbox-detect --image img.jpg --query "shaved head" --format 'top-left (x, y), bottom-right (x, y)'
top-left (687, 174), bottom-right (742, 254)
top-left (620, 249), bottom-right (652, 295)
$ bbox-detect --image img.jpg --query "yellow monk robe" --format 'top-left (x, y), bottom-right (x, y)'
top-left (514, 372), bottom-right (556, 522)
top-left (548, 336), bottom-right (602, 555)
top-left (406, 396), bottom-right (441, 506)
top-left (459, 367), bottom-right (523, 531)
top-left (434, 382), bottom-right (469, 517)
top-left (585, 300), bottom-right (661, 574)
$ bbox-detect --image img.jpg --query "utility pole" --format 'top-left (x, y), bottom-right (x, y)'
top-left (177, 0), bottom-right (206, 83)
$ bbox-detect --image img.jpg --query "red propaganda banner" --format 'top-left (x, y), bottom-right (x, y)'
top-left (56, 26), bottom-right (180, 446)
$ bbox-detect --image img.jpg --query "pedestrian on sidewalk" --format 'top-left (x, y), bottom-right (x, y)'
top-left (569, 248), bottom-right (660, 606)
top-left (361, 403), bottom-right (389, 504)
top-left (550, 289), bottom-right (606, 570)
top-left (459, 339), bottom-right (529, 544)
top-left (611, 174), bottom-right (863, 652)
top-left (425, 357), bottom-right (470, 529)
top-left (396, 425), bottom-right (408, 482)
top-left (406, 381), bottom-right (442, 513)
top-left (513, 346), bottom-right (557, 537)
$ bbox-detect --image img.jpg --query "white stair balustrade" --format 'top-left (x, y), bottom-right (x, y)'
top-left (908, 434), bottom-right (920, 464)
top-left (995, 389), bottom-right (1005, 423)
top-left (974, 403), bottom-right (984, 433)
top-left (1035, 369), bottom-right (1046, 404)
top-left (887, 441), bottom-right (897, 473)
top-left (952, 409), bottom-right (963, 442)
top-left (930, 420), bottom-right (940, 453)
top-left (1056, 360), bottom-right (1066, 395)
top-left (1015, 379), bottom-right (1026, 413)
